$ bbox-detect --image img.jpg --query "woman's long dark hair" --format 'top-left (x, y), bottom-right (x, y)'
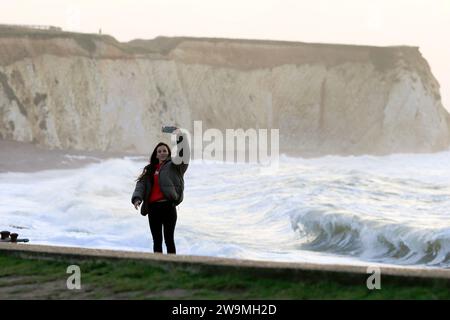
top-left (136, 142), bottom-right (172, 182)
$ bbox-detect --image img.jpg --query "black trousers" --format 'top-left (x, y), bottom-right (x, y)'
top-left (148, 201), bottom-right (177, 254)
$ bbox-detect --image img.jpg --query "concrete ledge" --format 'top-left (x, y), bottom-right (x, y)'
top-left (1, 243), bottom-right (449, 280)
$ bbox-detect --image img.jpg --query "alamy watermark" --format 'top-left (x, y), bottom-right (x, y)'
top-left (66, 265), bottom-right (81, 290)
top-left (170, 120), bottom-right (279, 169)
top-left (366, 266), bottom-right (381, 290)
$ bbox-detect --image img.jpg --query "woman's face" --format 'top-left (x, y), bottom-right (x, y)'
top-left (156, 145), bottom-right (169, 162)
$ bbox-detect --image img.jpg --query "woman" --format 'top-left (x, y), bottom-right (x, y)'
top-left (131, 129), bottom-right (189, 254)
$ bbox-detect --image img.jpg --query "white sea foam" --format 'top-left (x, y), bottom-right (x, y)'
top-left (2, 151), bottom-right (450, 268)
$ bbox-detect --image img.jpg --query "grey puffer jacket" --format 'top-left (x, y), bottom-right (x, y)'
top-left (131, 158), bottom-right (188, 216)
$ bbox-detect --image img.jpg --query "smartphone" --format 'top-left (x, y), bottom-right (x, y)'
top-left (162, 126), bottom-right (178, 133)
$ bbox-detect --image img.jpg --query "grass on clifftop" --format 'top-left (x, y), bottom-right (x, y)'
top-left (0, 252), bottom-right (449, 299)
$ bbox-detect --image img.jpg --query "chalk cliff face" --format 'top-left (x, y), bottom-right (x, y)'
top-left (0, 29), bottom-right (449, 156)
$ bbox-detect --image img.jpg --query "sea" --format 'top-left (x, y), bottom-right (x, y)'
top-left (1, 151), bottom-right (450, 269)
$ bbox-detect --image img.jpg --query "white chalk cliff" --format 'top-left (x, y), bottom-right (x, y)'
top-left (0, 27), bottom-right (449, 156)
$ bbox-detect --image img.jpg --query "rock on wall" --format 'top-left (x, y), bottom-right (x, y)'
top-left (0, 31), bottom-right (449, 156)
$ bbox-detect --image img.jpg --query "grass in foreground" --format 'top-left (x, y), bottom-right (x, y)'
top-left (0, 253), bottom-right (449, 299)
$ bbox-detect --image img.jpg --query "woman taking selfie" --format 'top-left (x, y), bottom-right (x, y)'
top-left (131, 127), bottom-right (189, 254)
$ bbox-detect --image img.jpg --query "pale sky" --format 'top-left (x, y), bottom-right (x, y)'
top-left (1, 0), bottom-right (449, 110)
